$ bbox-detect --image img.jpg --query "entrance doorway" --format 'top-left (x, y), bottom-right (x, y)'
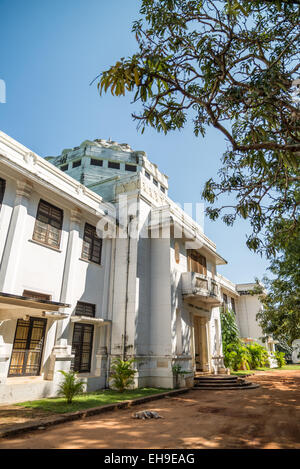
top-left (194, 316), bottom-right (203, 370)
top-left (193, 316), bottom-right (210, 372)
top-left (8, 317), bottom-right (47, 377)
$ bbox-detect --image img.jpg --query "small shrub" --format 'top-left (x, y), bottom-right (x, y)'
top-left (58, 370), bottom-right (85, 404)
top-left (224, 342), bottom-right (251, 371)
top-left (275, 351), bottom-right (286, 368)
top-left (109, 358), bottom-right (137, 392)
top-left (247, 343), bottom-right (270, 369)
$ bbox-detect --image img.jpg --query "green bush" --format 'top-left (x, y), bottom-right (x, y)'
top-left (224, 342), bottom-right (251, 371)
top-left (247, 343), bottom-right (270, 369)
top-left (275, 351), bottom-right (286, 368)
top-left (109, 358), bottom-right (137, 392)
top-left (58, 370), bottom-right (85, 404)
top-left (220, 308), bottom-right (240, 348)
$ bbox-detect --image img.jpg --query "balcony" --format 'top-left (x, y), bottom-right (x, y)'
top-left (181, 272), bottom-right (222, 307)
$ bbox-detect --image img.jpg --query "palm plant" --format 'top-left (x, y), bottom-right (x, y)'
top-left (109, 358), bottom-right (137, 392)
top-left (58, 370), bottom-right (85, 404)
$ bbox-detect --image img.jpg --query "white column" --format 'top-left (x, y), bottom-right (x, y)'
top-left (199, 317), bottom-right (210, 372)
top-left (49, 208), bottom-right (81, 381)
top-left (0, 179), bottom-right (33, 293)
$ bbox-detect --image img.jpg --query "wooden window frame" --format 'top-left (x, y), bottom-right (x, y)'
top-left (23, 290), bottom-right (51, 301)
top-left (8, 317), bottom-right (47, 377)
top-left (75, 301), bottom-right (96, 318)
top-left (32, 199), bottom-right (63, 249)
top-left (81, 223), bottom-right (102, 265)
top-left (174, 242), bottom-right (180, 264)
top-left (187, 250), bottom-right (207, 276)
top-left (71, 323), bottom-right (94, 373)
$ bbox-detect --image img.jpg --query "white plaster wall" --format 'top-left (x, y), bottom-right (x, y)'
top-left (235, 294), bottom-right (264, 343)
top-left (0, 170), bottom-right (112, 402)
top-left (12, 191), bottom-right (68, 300)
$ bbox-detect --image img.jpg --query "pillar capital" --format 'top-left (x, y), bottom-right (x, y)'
top-left (199, 317), bottom-right (207, 325)
top-left (15, 179), bottom-right (33, 200)
top-left (70, 208), bottom-right (82, 225)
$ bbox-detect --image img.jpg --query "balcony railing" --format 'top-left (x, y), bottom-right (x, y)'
top-left (181, 272), bottom-right (222, 306)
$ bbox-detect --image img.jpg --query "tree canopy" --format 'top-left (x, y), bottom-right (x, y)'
top-left (255, 219), bottom-right (300, 346)
top-left (97, 0), bottom-right (300, 256)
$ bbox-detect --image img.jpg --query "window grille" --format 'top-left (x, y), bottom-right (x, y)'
top-left (8, 317), bottom-right (47, 376)
top-left (81, 223), bottom-right (102, 264)
top-left (75, 301), bottom-right (96, 318)
top-left (32, 200), bottom-right (63, 249)
top-left (71, 323), bottom-right (94, 373)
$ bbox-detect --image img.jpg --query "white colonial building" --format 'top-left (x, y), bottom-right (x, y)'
top-left (0, 132), bottom-right (268, 403)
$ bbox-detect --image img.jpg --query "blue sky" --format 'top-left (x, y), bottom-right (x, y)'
top-left (0, 0), bottom-right (269, 283)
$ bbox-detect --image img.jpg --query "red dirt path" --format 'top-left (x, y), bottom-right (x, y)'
top-left (0, 370), bottom-right (299, 449)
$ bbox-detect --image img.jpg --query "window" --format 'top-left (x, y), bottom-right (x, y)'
top-left (75, 301), bottom-right (96, 318)
top-left (187, 250), bottom-right (207, 275)
top-left (33, 200), bottom-right (63, 249)
top-left (153, 178), bottom-right (158, 186)
top-left (108, 161), bottom-right (120, 169)
top-left (72, 160), bottom-right (81, 168)
top-left (174, 242), bottom-right (180, 264)
top-left (160, 185), bottom-right (166, 193)
top-left (61, 164), bottom-right (68, 171)
top-left (125, 164), bottom-right (137, 172)
top-left (223, 293), bottom-right (228, 305)
top-left (23, 290), bottom-right (51, 301)
top-left (145, 171), bottom-right (150, 179)
top-left (8, 317), bottom-right (47, 376)
top-left (0, 178), bottom-right (6, 208)
top-left (81, 223), bottom-right (102, 264)
top-left (231, 297), bottom-right (236, 313)
top-left (71, 323), bottom-right (94, 373)
top-left (91, 158), bottom-right (103, 167)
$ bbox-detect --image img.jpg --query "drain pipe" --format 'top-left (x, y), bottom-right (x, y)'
top-left (105, 236), bottom-right (116, 388)
top-left (123, 215), bottom-right (133, 360)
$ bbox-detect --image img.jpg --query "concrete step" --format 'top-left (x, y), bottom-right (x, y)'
top-left (194, 376), bottom-right (238, 381)
top-left (193, 383), bottom-right (259, 390)
top-left (192, 374), bottom-right (259, 390)
top-left (194, 378), bottom-right (238, 385)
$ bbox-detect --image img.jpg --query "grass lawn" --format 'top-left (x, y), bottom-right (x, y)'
top-left (15, 388), bottom-right (171, 414)
top-left (231, 364), bottom-right (300, 376)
